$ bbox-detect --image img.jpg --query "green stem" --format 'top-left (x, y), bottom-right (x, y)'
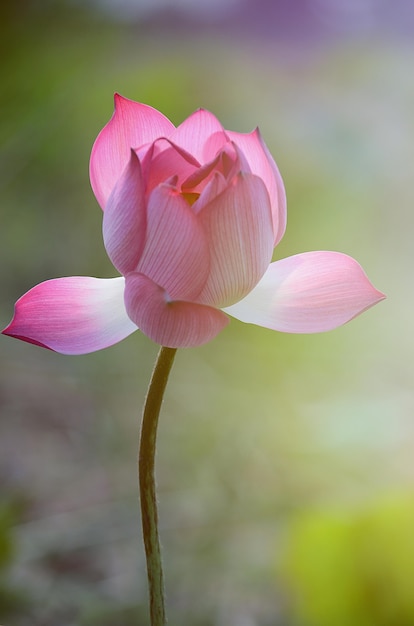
top-left (139, 346), bottom-right (177, 626)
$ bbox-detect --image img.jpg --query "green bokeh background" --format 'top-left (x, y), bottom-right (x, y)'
top-left (0, 2), bottom-right (410, 624)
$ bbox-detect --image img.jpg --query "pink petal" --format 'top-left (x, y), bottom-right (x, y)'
top-left (90, 94), bottom-right (175, 209)
top-left (182, 143), bottom-right (239, 195)
top-left (181, 152), bottom-right (222, 193)
top-left (137, 184), bottom-right (210, 300)
top-left (196, 173), bottom-right (274, 308)
top-left (103, 150), bottom-right (146, 275)
top-left (145, 138), bottom-right (199, 195)
top-left (223, 251), bottom-right (385, 333)
top-left (124, 273), bottom-right (229, 348)
top-left (193, 172), bottom-right (227, 214)
top-left (2, 277), bottom-right (137, 354)
top-left (226, 128), bottom-right (287, 245)
top-left (171, 109), bottom-right (227, 163)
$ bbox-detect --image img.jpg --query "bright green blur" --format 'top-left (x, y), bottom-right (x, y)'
top-left (0, 3), bottom-right (407, 625)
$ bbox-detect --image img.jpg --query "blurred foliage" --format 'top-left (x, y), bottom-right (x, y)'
top-left (0, 504), bottom-right (16, 570)
top-left (0, 501), bottom-right (30, 621)
top-left (282, 492), bottom-right (414, 626)
top-left (0, 0), bottom-right (409, 625)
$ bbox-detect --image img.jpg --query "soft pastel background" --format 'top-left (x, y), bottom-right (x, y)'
top-left (0, 1), bottom-right (411, 624)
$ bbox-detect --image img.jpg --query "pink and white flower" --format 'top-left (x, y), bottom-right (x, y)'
top-left (2, 95), bottom-right (385, 354)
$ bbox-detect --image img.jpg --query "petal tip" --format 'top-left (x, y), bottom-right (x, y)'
top-left (377, 289), bottom-right (387, 301)
top-left (2, 329), bottom-right (53, 351)
top-left (2, 312), bottom-right (54, 350)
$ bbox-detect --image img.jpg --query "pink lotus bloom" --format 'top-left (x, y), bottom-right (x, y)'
top-left (3, 95), bottom-right (384, 354)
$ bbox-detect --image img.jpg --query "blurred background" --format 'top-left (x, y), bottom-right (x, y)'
top-left (0, 0), bottom-right (411, 624)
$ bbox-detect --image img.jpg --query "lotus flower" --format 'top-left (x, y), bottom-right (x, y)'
top-left (2, 95), bottom-right (384, 354)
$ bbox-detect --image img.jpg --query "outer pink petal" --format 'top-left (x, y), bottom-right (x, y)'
top-left (227, 128), bottom-right (287, 245)
top-left (2, 277), bottom-right (137, 354)
top-left (103, 150), bottom-right (146, 275)
top-left (223, 251), bottom-right (385, 333)
top-left (124, 273), bottom-right (229, 348)
top-left (90, 94), bottom-right (175, 209)
top-left (196, 173), bottom-right (274, 308)
top-left (170, 109), bottom-right (227, 163)
top-left (137, 184), bottom-right (210, 300)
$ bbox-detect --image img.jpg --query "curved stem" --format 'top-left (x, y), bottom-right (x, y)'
top-left (139, 346), bottom-right (177, 626)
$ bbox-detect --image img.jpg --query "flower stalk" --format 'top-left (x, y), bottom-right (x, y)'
top-left (139, 346), bottom-right (177, 625)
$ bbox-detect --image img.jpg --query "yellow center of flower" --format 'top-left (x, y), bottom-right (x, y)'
top-left (181, 192), bottom-right (200, 206)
